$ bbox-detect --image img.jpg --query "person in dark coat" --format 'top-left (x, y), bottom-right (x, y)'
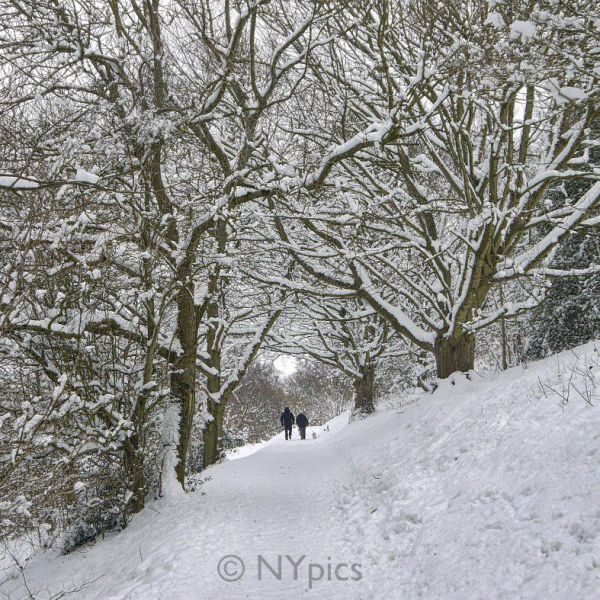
top-left (296, 413), bottom-right (309, 440)
top-left (280, 407), bottom-right (295, 440)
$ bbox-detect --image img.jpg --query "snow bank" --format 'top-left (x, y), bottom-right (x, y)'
top-left (338, 343), bottom-right (600, 599)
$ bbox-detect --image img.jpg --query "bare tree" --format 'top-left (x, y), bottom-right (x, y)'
top-left (263, 0), bottom-right (600, 377)
top-left (271, 297), bottom-right (405, 415)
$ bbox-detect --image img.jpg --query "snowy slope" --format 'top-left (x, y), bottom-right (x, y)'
top-left (2, 344), bottom-right (600, 599)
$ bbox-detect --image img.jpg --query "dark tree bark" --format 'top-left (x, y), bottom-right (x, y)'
top-left (353, 360), bottom-right (375, 415)
top-left (202, 398), bottom-right (225, 469)
top-left (170, 272), bottom-right (198, 486)
top-left (123, 438), bottom-right (146, 513)
top-left (434, 332), bottom-right (475, 379)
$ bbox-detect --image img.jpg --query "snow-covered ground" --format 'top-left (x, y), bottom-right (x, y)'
top-left (2, 343), bottom-right (600, 599)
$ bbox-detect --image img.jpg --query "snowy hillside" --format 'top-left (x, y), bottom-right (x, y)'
top-left (2, 343), bottom-right (600, 599)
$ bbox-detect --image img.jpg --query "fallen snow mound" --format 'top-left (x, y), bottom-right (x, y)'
top-left (2, 343), bottom-right (600, 599)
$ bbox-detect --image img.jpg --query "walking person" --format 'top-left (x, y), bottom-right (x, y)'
top-left (296, 412), bottom-right (309, 440)
top-left (280, 407), bottom-right (295, 440)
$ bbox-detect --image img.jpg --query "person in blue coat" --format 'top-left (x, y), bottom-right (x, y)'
top-left (296, 413), bottom-right (309, 440)
top-left (280, 407), bottom-right (295, 440)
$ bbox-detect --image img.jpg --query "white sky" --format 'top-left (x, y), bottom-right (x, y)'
top-left (273, 355), bottom-right (297, 376)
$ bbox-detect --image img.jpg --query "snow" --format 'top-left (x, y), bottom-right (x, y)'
top-left (2, 345), bottom-right (600, 599)
top-left (542, 79), bottom-right (589, 105)
top-left (484, 12), bottom-right (505, 28)
top-left (225, 440), bottom-right (270, 460)
top-left (0, 176), bottom-right (39, 189)
top-left (73, 482), bottom-right (86, 493)
top-left (74, 168), bottom-right (100, 184)
top-left (510, 20), bottom-right (537, 42)
top-left (158, 402), bottom-right (186, 501)
top-left (500, 181), bottom-right (600, 279)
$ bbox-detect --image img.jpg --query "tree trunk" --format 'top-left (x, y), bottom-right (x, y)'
top-left (123, 334), bottom-right (156, 513)
top-left (203, 399), bottom-right (225, 468)
top-left (499, 284), bottom-right (508, 370)
top-left (353, 361), bottom-right (375, 415)
top-left (123, 439), bottom-right (145, 514)
top-left (170, 273), bottom-right (198, 487)
top-left (202, 217), bottom-right (226, 469)
top-left (434, 332), bottom-right (475, 378)
top-left (170, 369), bottom-right (195, 486)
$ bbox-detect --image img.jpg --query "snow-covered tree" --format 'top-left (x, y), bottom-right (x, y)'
top-left (271, 297), bottom-right (405, 415)
top-left (0, 0), bottom-right (343, 495)
top-left (282, 359), bottom-right (353, 424)
top-left (224, 360), bottom-right (287, 444)
top-left (263, 0), bottom-right (600, 378)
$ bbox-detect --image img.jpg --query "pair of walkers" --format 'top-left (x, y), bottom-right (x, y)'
top-left (280, 407), bottom-right (309, 440)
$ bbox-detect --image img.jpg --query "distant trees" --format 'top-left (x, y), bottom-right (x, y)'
top-left (283, 359), bottom-right (353, 424)
top-left (225, 361), bottom-right (286, 444)
top-left (271, 297), bottom-right (404, 416)
top-left (225, 359), bottom-right (352, 442)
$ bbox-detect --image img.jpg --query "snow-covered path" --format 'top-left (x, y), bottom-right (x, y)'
top-left (2, 418), bottom-right (367, 600)
top-left (2, 344), bottom-right (600, 599)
